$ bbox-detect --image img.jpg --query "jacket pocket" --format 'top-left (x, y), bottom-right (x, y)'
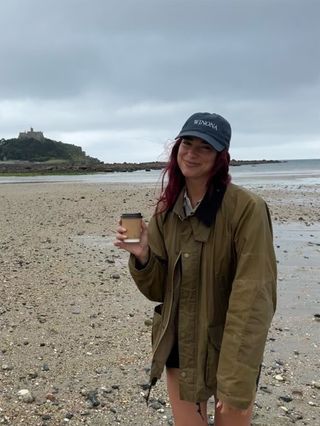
top-left (205, 325), bottom-right (224, 388)
top-left (151, 304), bottom-right (163, 349)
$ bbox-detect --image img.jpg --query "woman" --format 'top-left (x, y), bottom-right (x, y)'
top-left (115, 112), bottom-right (277, 426)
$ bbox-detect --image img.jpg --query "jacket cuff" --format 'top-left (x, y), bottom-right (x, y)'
top-left (216, 388), bottom-right (255, 410)
top-left (129, 251), bottom-right (155, 275)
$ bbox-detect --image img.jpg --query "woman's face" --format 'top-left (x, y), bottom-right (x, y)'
top-left (177, 137), bottom-right (217, 182)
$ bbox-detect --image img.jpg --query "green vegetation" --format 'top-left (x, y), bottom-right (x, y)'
top-left (0, 137), bottom-right (100, 163)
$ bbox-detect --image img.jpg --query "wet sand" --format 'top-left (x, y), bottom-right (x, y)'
top-left (0, 182), bottom-right (319, 425)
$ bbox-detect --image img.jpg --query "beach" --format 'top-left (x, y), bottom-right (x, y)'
top-left (0, 182), bottom-right (319, 425)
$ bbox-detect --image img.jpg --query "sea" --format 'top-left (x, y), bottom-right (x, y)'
top-left (0, 159), bottom-right (319, 188)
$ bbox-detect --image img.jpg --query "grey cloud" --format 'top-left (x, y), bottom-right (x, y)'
top-left (0, 0), bottom-right (319, 160)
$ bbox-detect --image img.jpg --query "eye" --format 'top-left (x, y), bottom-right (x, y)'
top-left (200, 145), bottom-right (212, 151)
top-left (182, 139), bottom-right (192, 146)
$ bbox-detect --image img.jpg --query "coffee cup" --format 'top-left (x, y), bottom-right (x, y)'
top-left (121, 213), bottom-right (142, 243)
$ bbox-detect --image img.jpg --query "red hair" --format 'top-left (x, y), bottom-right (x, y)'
top-left (156, 138), bottom-right (231, 213)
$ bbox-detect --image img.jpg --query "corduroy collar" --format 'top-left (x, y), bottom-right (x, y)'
top-left (172, 184), bottom-right (227, 227)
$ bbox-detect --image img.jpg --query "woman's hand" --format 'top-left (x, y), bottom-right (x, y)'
top-left (216, 400), bottom-right (249, 416)
top-left (114, 219), bottom-right (149, 265)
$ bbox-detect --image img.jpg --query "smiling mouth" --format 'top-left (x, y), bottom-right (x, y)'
top-left (184, 161), bottom-right (199, 167)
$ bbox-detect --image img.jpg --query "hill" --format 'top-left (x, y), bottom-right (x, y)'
top-left (0, 137), bottom-right (100, 163)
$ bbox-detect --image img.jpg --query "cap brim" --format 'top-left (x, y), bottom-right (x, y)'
top-left (177, 130), bottom-right (226, 152)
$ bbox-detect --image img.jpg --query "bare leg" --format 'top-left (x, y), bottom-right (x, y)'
top-left (166, 368), bottom-right (208, 426)
top-left (214, 398), bottom-right (255, 426)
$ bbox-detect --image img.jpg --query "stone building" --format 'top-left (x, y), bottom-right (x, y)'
top-left (18, 128), bottom-right (44, 142)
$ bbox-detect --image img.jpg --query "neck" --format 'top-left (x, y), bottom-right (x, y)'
top-left (185, 179), bottom-right (207, 208)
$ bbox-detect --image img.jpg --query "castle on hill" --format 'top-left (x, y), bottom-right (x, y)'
top-left (18, 127), bottom-right (44, 142)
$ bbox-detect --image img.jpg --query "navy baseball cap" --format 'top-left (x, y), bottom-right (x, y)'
top-left (177, 112), bottom-right (232, 152)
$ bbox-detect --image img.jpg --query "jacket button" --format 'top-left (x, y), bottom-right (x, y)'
top-left (181, 371), bottom-right (187, 378)
top-left (184, 253), bottom-right (190, 258)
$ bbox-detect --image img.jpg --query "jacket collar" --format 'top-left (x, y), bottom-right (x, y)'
top-left (173, 184), bottom-right (227, 228)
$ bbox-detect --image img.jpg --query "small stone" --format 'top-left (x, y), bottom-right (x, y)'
top-left (42, 414), bottom-right (51, 420)
top-left (149, 401), bottom-right (163, 410)
top-left (45, 393), bottom-right (56, 402)
top-left (111, 274), bottom-right (120, 279)
top-left (42, 363), bottom-right (50, 371)
top-left (87, 390), bottom-right (100, 407)
top-left (312, 381), bottom-right (320, 389)
top-left (28, 371), bottom-right (38, 379)
top-left (275, 374), bottom-right (284, 381)
top-left (279, 395), bottom-right (293, 403)
top-left (64, 413), bottom-right (74, 419)
top-left (144, 319), bottom-right (153, 327)
top-left (17, 389), bottom-right (35, 403)
top-left (308, 401), bottom-right (317, 406)
top-left (1, 364), bottom-right (13, 371)
top-left (139, 383), bottom-right (150, 391)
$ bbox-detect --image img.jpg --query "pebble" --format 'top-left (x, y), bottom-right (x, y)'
top-left (86, 390), bottom-right (100, 407)
top-left (17, 389), bottom-right (35, 403)
top-left (64, 413), bottom-right (74, 419)
top-left (275, 374), bottom-right (284, 381)
top-left (1, 364), bottom-right (13, 371)
top-left (279, 395), bottom-right (293, 403)
top-left (42, 414), bottom-right (51, 421)
top-left (149, 401), bottom-right (163, 410)
top-left (111, 274), bottom-right (120, 279)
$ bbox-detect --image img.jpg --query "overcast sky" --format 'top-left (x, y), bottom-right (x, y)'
top-left (0, 0), bottom-right (319, 162)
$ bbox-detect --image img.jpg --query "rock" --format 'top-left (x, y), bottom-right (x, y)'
top-left (86, 390), bottom-right (100, 407)
top-left (1, 364), bottom-right (13, 371)
top-left (28, 371), bottom-right (38, 379)
top-left (17, 389), bottom-right (35, 403)
top-left (111, 274), bottom-right (120, 279)
top-left (139, 383), bottom-right (150, 391)
top-left (64, 413), bottom-right (74, 419)
top-left (144, 319), bottom-right (153, 327)
top-left (42, 414), bottom-right (52, 420)
top-left (313, 314), bottom-right (320, 321)
top-left (111, 384), bottom-right (119, 390)
top-left (312, 381), bottom-right (320, 389)
top-left (279, 395), bottom-right (293, 403)
top-left (149, 401), bottom-right (163, 410)
top-left (45, 393), bottom-right (56, 402)
top-left (275, 374), bottom-right (284, 381)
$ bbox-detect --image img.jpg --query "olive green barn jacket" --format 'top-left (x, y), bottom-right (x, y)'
top-left (129, 183), bottom-right (277, 409)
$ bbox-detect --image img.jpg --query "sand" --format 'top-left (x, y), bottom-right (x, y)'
top-left (0, 182), bottom-right (319, 426)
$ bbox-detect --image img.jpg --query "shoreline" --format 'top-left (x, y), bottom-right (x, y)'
top-left (0, 182), bottom-right (319, 425)
top-left (0, 159), bottom-right (284, 176)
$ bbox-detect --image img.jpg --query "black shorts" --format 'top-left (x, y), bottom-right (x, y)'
top-left (165, 340), bottom-right (179, 368)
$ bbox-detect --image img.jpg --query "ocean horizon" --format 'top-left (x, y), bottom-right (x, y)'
top-left (0, 158), bottom-right (319, 187)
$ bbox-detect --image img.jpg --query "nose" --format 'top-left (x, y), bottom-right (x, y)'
top-left (185, 146), bottom-right (198, 158)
